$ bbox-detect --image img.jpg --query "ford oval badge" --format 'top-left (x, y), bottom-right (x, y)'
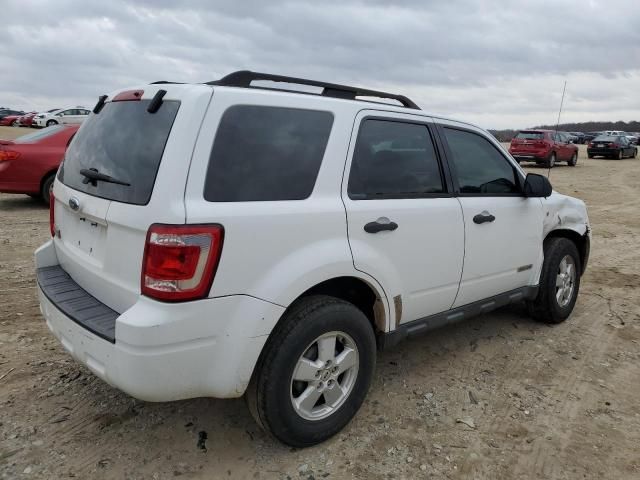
top-left (68, 197), bottom-right (80, 211)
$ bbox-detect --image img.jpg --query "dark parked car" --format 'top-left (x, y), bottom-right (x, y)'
top-left (623, 132), bottom-right (638, 145)
top-left (587, 135), bottom-right (638, 159)
top-left (569, 132), bottom-right (585, 144)
top-left (583, 132), bottom-right (603, 143)
top-left (0, 124), bottom-right (79, 203)
top-left (509, 129), bottom-right (578, 167)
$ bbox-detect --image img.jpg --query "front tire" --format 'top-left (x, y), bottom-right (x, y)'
top-left (46, 120), bottom-right (57, 127)
top-left (12, 120), bottom-right (19, 127)
top-left (246, 295), bottom-right (376, 447)
top-left (528, 237), bottom-right (581, 324)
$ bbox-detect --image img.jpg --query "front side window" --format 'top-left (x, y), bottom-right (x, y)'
top-left (204, 106), bottom-right (333, 202)
top-left (443, 127), bottom-right (520, 195)
top-left (348, 119), bottom-right (444, 199)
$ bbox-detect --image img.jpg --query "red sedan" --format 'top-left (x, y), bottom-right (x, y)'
top-left (0, 115), bottom-right (22, 126)
top-left (0, 124), bottom-right (79, 203)
top-left (17, 112), bottom-right (38, 127)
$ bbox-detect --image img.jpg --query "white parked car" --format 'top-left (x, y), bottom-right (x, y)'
top-left (32, 107), bottom-right (90, 127)
top-left (36, 72), bottom-right (591, 447)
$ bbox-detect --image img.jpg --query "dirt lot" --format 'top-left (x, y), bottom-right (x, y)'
top-left (1, 124), bottom-right (639, 479)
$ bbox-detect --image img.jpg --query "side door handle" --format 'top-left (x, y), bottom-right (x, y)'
top-left (364, 218), bottom-right (398, 233)
top-left (473, 211), bottom-right (495, 224)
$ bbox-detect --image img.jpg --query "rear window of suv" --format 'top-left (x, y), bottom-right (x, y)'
top-left (203, 105), bottom-right (333, 202)
top-left (58, 99), bottom-right (180, 205)
top-left (515, 132), bottom-right (544, 140)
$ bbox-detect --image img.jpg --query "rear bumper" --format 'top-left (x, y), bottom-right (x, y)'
top-left (587, 148), bottom-right (617, 156)
top-left (510, 152), bottom-right (549, 161)
top-left (35, 240), bottom-right (285, 401)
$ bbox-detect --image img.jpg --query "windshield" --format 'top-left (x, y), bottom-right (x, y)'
top-left (515, 132), bottom-right (544, 140)
top-left (58, 99), bottom-right (180, 205)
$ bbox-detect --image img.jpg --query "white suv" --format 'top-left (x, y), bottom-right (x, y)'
top-left (36, 71), bottom-right (590, 447)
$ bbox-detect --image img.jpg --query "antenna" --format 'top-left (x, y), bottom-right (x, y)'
top-left (549, 80), bottom-right (567, 178)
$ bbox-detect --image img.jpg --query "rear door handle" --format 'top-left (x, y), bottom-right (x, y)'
top-left (364, 218), bottom-right (398, 233)
top-left (473, 211), bottom-right (495, 224)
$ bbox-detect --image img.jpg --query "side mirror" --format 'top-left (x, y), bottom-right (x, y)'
top-left (523, 173), bottom-right (552, 198)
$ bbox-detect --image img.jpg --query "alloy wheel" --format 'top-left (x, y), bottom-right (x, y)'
top-left (290, 331), bottom-right (359, 421)
top-left (555, 255), bottom-right (576, 308)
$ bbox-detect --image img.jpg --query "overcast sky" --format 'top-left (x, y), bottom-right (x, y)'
top-left (2, 0), bottom-right (639, 129)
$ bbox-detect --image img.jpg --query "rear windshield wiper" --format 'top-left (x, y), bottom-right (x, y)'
top-left (80, 168), bottom-right (130, 187)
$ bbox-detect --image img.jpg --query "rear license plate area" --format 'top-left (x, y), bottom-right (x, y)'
top-left (61, 215), bottom-right (107, 261)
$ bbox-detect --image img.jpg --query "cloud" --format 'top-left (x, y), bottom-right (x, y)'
top-left (1, 0), bottom-right (638, 128)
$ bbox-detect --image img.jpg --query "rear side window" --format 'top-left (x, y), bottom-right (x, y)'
top-left (58, 100), bottom-right (180, 205)
top-left (515, 131), bottom-right (544, 140)
top-left (204, 106), bottom-right (333, 202)
top-left (443, 127), bottom-right (519, 195)
top-left (348, 119), bottom-right (444, 199)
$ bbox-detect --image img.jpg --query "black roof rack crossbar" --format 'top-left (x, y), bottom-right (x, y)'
top-left (205, 70), bottom-right (420, 110)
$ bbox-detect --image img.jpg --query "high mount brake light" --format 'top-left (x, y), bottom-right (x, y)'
top-left (112, 90), bottom-right (144, 102)
top-left (141, 224), bottom-right (224, 302)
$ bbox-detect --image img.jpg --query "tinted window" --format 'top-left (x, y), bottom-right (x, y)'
top-left (515, 131), bottom-right (544, 140)
top-left (204, 106), bottom-right (333, 202)
top-left (443, 127), bottom-right (519, 195)
top-left (59, 99), bottom-right (180, 205)
top-left (348, 120), bottom-right (443, 199)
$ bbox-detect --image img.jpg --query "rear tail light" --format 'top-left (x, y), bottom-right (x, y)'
top-left (0, 149), bottom-right (20, 162)
top-left (49, 191), bottom-right (56, 237)
top-left (611, 143), bottom-right (619, 148)
top-left (588, 142), bottom-right (594, 148)
top-left (141, 224), bottom-right (224, 302)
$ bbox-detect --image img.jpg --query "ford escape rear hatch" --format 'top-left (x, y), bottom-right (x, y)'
top-left (49, 85), bottom-right (211, 315)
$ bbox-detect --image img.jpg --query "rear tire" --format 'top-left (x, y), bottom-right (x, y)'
top-left (246, 295), bottom-right (376, 447)
top-left (617, 149), bottom-right (623, 160)
top-left (528, 237), bottom-right (581, 324)
top-left (587, 153), bottom-right (594, 159)
top-left (41, 174), bottom-right (55, 205)
top-left (568, 152), bottom-right (577, 166)
top-left (546, 152), bottom-right (556, 168)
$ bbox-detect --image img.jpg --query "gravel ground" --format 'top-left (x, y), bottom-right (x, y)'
top-left (1, 125), bottom-right (639, 479)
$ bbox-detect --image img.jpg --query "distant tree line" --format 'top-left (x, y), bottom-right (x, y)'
top-left (489, 120), bottom-right (640, 142)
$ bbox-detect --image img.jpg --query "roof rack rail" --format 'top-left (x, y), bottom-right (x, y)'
top-left (205, 70), bottom-right (420, 110)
